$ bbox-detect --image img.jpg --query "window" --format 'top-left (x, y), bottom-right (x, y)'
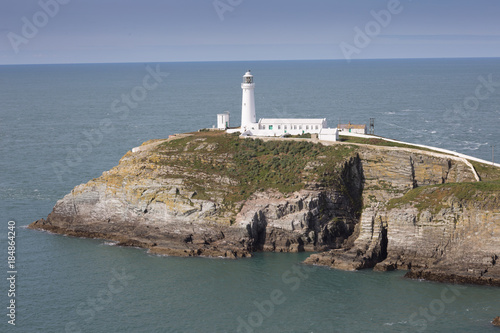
top-left (293, 125), bottom-right (297, 129)
top-left (306, 125), bottom-right (309, 130)
top-left (269, 125), bottom-right (273, 130)
top-left (284, 125), bottom-right (287, 130)
top-left (299, 125), bottom-right (302, 130)
top-left (277, 125), bottom-right (281, 129)
top-left (315, 125), bottom-right (319, 130)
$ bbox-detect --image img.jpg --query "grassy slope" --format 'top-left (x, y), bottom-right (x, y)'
top-left (340, 135), bottom-right (500, 213)
top-left (150, 131), bottom-right (500, 215)
top-left (470, 160), bottom-right (500, 182)
top-left (387, 161), bottom-right (500, 213)
top-left (339, 135), bottom-right (435, 152)
top-left (387, 181), bottom-right (500, 214)
top-left (154, 131), bottom-right (357, 206)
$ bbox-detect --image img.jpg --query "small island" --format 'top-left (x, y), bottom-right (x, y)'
top-left (30, 71), bottom-right (500, 287)
top-left (30, 129), bottom-right (500, 286)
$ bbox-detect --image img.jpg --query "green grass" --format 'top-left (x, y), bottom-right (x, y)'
top-left (288, 133), bottom-right (312, 139)
top-left (339, 135), bottom-right (438, 153)
top-left (469, 160), bottom-right (500, 181)
top-left (387, 180), bottom-right (500, 214)
top-left (154, 131), bottom-right (358, 206)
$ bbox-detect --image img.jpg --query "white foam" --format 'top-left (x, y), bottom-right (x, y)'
top-left (401, 108), bottom-right (422, 112)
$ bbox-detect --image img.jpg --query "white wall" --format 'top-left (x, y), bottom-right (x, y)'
top-left (257, 120), bottom-right (326, 136)
top-left (318, 131), bottom-right (339, 142)
top-left (217, 114), bottom-right (230, 129)
top-left (339, 128), bottom-right (366, 134)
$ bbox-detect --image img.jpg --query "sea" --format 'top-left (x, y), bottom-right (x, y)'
top-left (1, 58), bottom-right (500, 332)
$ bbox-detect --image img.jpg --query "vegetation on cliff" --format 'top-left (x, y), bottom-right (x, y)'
top-left (387, 180), bottom-right (500, 213)
top-left (470, 160), bottom-right (500, 181)
top-left (152, 131), bottom-right (358, 207)
top-left (387, 159), bottom-right (500, 214)
top-left (339, 135), bottom-right (435, 152)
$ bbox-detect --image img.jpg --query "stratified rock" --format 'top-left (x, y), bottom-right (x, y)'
top-left (30, 133), bottom-right (362, 257)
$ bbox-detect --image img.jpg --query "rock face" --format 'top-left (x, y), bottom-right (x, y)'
top-left (386, 195), bottom-right (500, 286)
top-left (304, 145), bottom-right (500, 286)
top-left (30, 132), bottom-right (500, 286)
top-left (30, 133), bottom-right (363, 258)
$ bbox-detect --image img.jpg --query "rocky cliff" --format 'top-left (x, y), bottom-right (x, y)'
top-left (30, 131), bottom-right (500, 286)
top-left (30, 132), bottom-right (363, 258)
top-left (304, 142), bottom-right (500, 286)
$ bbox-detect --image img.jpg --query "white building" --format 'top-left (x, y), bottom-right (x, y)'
top-left (256, 118), bottom-right (327, 136)
top-left (338, 123), bottom-right (367, 134)
top-left (319, 128), bottom-right (339, 142)
top-left (217, 112), bottom-right (230, 129)
top-left (225, 70), bottom-right (338, 141)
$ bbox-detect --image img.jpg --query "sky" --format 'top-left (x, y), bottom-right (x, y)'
top-left (1, 0), bottom-right (499, 64)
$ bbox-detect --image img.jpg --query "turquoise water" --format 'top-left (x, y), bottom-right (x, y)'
top-left (1, 59), bottom-right (500, 332)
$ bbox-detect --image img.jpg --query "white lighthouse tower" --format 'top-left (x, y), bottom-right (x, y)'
top-left (241, 70), bottom-right (256, 130)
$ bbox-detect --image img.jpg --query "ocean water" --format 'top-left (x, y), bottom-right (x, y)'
top-left (1, 59), bottom-right (500, 332)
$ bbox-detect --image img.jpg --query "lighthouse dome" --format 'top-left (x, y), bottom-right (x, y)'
top-left (242, 70), bottom-right (253, 84)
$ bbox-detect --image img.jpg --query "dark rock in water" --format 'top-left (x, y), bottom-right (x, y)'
top-left (373, 261), bottom-right (397, 272)
top-left (404, 268), bottom-right (500, 287)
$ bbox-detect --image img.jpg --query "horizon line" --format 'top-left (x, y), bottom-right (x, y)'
top-left (1, 56), bottom-right (499, 67)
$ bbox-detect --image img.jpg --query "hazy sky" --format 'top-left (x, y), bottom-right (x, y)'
top-left (1, 0), bottom-right (499, 64)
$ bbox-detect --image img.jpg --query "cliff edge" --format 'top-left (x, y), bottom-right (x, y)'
top-left (29, 131), bottom-right (500, 286)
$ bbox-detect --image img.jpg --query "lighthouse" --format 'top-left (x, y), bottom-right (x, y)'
top-left (219, 69), bottom-right (337, 141)
top-left (241, 70), bottom-right (256, 130)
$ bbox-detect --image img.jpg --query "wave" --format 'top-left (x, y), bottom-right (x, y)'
top-left (401, 108), bottom-right (423, 112)
top-left (459, 141), bottom-right (489, 151)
